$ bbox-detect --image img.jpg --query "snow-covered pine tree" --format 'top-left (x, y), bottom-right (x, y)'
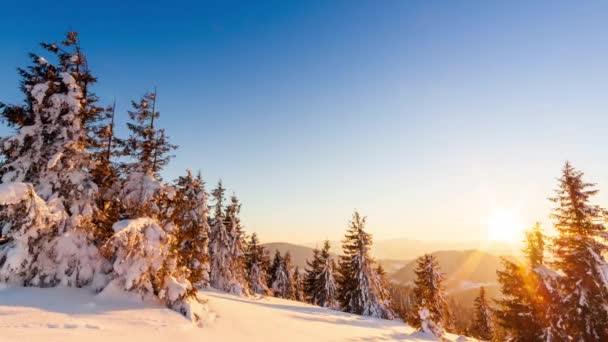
top-left (101, 217), bottom-right (208, 322)
top-left (261, 247), bottom-right (272, 285)
top-left (337, 211), bottom-right (394, 319)
top-left (314, 240), bottom-right (339, 308)
top-left (408, 254), bottom-right (449, 338)
top-left (272, 251), bottom-right (295, 299)
top-left (494, 223), bottom-right (560, 342)
top-left (470, 287), bottom-right (494, 341)
top-left (269, 249), bottom-right (283, 289)
top-left (293, 266), bottom-right (305, 302)
top-left (549, 162), bottom-right (608, 341)
top-left (304, 246), bottom-right (322, 303)
top-left (0, 32), bottom-right (108, 288)
top-left (208, 182), bottom-right (248, 295)
top-left (526, 223), bottom-right (562, 341)
top-left (101, 91), bottom-right (205, 321)
top-left (372, 263), bottom-right (394, 316)
top-left (172, 170), bottom-right (210, 289)
top-left (119, 91), bottom-right (176, 219)
top-left (245, 233), bottom-right (270, 295)
top-left (223, 194), bottom-right (249, 295)
top-left (90, 101), bottom-right (123, 244)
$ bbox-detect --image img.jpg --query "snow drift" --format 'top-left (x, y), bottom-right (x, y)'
top-left (0, 286), bottom-right (475, 342)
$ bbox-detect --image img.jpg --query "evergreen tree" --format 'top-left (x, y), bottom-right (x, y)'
top-left (373, 264), bottom-right (394, 315)
top-left (208, 182), bottom-right (248, 295)
top-left (261, 248), bottom-right (272, 284)
top-left (0, 32), bottom-right (108, 287)
top-left (495, 224), bottom-right (560, 342)
top-left (269, 249), bottom-right (283, 289)
top-left (495, 258), bottom-right (545, 342)
top-left (304, 246), bottom-right (322, 303)
top-left (224, 194), bottom-right (249, 295)
top-left (90, 101), bottom-right (123, 244)
top-left (408, 254), bottom-right (449, 338)
top-left (271, 251), bottom-right (294, 299)
top-left (172, 170), bottom-right (210, 289)
top-left (314, 240), bottom-right (339, 308)
top-left (550, 162), bottom-right (608, 340)
top-left (523, 222), bottom-right (544, 267)
top-left (245, 233), bottom-right (270, 295)
top-left (119, 91), bottom-right (176, 218)
top-left (337, 211), bottom-right (394, 319)
top-left (293, 266), bottom-right (305, 302)
top-left (209, 181), bottom-right (230, 290)
top-left (471, 287), bottom-right (494, 341)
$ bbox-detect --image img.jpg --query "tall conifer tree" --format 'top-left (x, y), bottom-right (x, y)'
top-left (471, 287), bottom-right (494, 341)
top-left (0, 32), bottom-right (108, 287)
top-left (408, 254), bottom-right (449, 338)
top-left (208, 183), bottom-right (248, 295)
top-left (314, 240), bottom-right (339, 308)
top-left (293, 266), bottom-right (305, 302)
top-left (495, 223), bottom-right (560, 341)
top-left (304, 246), bottom-right (322, 303)
top-left (245, 233), bottom-right (270, 295)
top-left (549, 162), bottom-right (608, 340)
top-left (119, 91), bottom-right (176, 218)
top-left (172, 170), bottom-right (210, 289)
top-left (337, 211), bottom-right (394, 319)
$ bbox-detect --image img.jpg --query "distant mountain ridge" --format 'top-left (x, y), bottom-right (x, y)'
top-left (262, 242), bottom-right (408, 272)
top-left (303, 238), bottom-right (517, 261)
top-left (262, 242), bottom-right (336, 270)
top-left (390, 249), bottom-right (505, 290)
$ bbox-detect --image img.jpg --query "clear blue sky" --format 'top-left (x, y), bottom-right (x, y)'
top-left (2, 1), bottom-right (608, 243)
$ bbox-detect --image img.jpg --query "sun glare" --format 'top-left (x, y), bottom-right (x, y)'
top-left (484, 208), bottom-right (525, 242)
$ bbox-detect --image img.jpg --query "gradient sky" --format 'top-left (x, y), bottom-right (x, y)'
top-left (2, 1), bottom-right (608, 244)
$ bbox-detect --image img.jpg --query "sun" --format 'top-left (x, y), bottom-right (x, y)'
top-left (484, 207), bottom-right (525, 242)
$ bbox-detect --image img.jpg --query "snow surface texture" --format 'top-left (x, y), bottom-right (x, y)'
top-left (0, 182), bottom-right (30, 205)
top-left (0, 286), bottom-right (475, 342)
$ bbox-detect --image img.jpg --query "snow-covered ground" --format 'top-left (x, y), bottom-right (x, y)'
top-left (0, 286), bottom-right (474, 342)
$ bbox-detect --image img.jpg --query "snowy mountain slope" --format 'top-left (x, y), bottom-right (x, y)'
top-left (0, 286), bottom-right (474, 342)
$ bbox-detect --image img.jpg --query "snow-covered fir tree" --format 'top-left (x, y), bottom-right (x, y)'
top-left (119, 91), bottom-right (176, 219)
top-left (293, 266), bottom-right (305, 302)
top-left (101, 217), bottom-right (208, 322)
top-left (208, 182), bottom-right (248, 295)
top-left (495, 258), bottom-right (545, 342)
top-left (408, 254), bottom-right (449, 339)
top-left (269, 250), bottom-right (283, 289)
top-left (223, 194), bottom-right (249, 294)
top-left (304, 246), bottom-right (322, 303)
top-left (470, 287), bottom-right (494, 341)
top-left (372, 263), bottom-right (393, 316)
top-left (337, 211), bottom-right (394, 319)
top-left (549, 162), bottom-right (608, 340)
top-left (271, 251), bottom-right (295, 299)
top-left (90, 101), bottom-right (123, 243)
top-left (0, 32), bottom-right (108, 288)
top-left (495, 223), bottom-right (560, 342)
top-left (306, 240), bottom-right (339, 308)
top-left (245, 233), bottom-right (270, 295)
top-left (171, 170), bottom-right (210, 289)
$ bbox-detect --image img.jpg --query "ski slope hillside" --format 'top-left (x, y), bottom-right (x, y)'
top-left (0, 286), bottom-right (475, 342)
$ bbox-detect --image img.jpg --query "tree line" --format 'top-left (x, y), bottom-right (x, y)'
top-left (0, 32), bottom-right (396, 325)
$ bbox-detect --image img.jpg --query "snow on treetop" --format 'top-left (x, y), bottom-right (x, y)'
top-left (112, 217), bottom-right (159, 234)
top-left (0, 182), bottom-right (31, 205)
top-left (30, 83), bottom-right (48, 104)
